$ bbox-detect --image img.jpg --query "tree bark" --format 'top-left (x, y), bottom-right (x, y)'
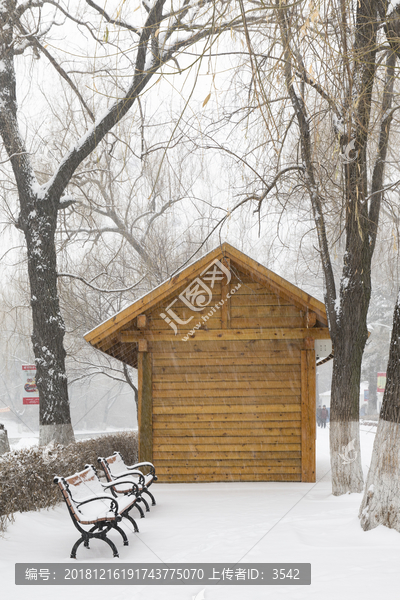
top-left (359, 291), bottom-right (400, 530)
top-left (0, 424), bottom-right (10, 455)
top-left (22, 198), bottom-right (74, 446)
top-left (329, 292), bottom-right (368, 494)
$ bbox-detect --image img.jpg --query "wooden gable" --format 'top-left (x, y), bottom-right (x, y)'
top-left (84, 243), bottom-right (330, 484)
top-left (85, 243), bottom-right (329, 366)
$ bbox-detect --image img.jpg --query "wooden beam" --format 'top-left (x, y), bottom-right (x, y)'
top-left (138, 339), bottom-right (148, 352)
top-left (138, 351), bottom-right (153, 464)
top-left (305, 311), bottom-right (317, 328)
top-left (301, 349), bottom-right (316, 482)
top-left (120, 327), bottom-right (331, 343)
top-left (96, 335), bottom-right (120, 353)
top-left (304, 337), bottom-right (315, 349)
top-left (137, 314), bottom-right (147, 328)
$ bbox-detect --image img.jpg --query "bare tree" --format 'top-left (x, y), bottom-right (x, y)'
top-left (192, 0), bottom-right (400, 494)
top-left (0, 0), bottom-right (253, 445)
top-left (359, 287), bottom-right (400, 531)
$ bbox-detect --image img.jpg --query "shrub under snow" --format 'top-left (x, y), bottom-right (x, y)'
top-left (0, 431), bottom-right (138, 533)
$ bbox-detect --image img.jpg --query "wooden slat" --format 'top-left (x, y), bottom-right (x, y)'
top-left (153, 443), bottom-right (301, 452)
top-left (152, 354), bottom-right (301, 367)
top-left (121, 327), bottom-right (331, 343)
top-left (153, 364), bottom-right (301, 376)
top-left (153, 450), bottom-right (301, 460)
top-left (153, 403), bottom-right (301, 415)
top-left (157, 473), bottom-right (302, 482)
top-left (153, 373), bottom-right (301, 383)
top-left (153, 419), bottom-right (301, 429)
top-left (152, 295), bottom-right (223, 312)
top-left (230, 305), bottom-right (301, 318)
top-left (153, 388), bottom-right (301, 399)
top-left (153, 365), bottom-right (300, 390)
top-left (152, 427), bottom-right (300, 437)
top-left (153, 412), bottom-right (301, 422)
top-left (138, 351), bottom-right (152, 464)
top-left (150, 339), bottom-right (304, 353)
top-left (97, 335), bottom-right (120, 353)
top-left (233, 284), bottom-right (289, 297)
top-left (155, 459), bottom-right (302, 467)
top-left (231, 317), bottom-right (305, 329)
top-left (153, 378), bottom-right (300, 391)
top-left (149, 317), bottom-right (221, 330)
top-left (156, 466), bottom-right (301, 475)
top-left (231, 293), bottom-right (291, 306)
top-left (153, 435), bottom-right (301, 445)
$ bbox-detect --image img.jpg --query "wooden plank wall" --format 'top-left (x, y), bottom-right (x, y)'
top-left (148, 277), bottom-right (308, 332)
top-left (146, 269), bottom-right (315, 483)
top-left (151, 339), bottom-right (302, 482)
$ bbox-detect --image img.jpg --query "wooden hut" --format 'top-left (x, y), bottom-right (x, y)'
top-left (84, 243), bottom-right (331, 483)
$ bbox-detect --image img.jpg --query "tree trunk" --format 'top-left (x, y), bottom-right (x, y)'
top-left (22, 198), bottom-right (74, 446)
top-left (359, 292), bottom-right (400, 530)
top-left (0, 4), bottom-right (74, 447)
top-left (123, 362), bottom-right (139, 417)
top-left (0, 424), bottom-right (10, 455)
top-left (367, 357), bottom-right (378, 415)
top-left (329, 286), bottom-right (368, 495)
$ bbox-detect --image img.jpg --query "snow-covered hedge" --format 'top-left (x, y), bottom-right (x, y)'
top-left (0, 431), bottom-right (138, 533)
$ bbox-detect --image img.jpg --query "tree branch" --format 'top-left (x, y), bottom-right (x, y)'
top-left (369, 50), bottom-right (397, 256)
top-left (57, 272), bottom-right (145, 294)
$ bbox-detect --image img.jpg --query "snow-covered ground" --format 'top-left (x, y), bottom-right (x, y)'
top-left (1, 424), bottom-right (396, 600)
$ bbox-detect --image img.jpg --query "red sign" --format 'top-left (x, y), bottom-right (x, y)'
top-left (22, 365), bottom-right (39, 405)
top-left (377, 372), bottom-right (386, 393)
top-left (23, 397), bottom-right (39, 405)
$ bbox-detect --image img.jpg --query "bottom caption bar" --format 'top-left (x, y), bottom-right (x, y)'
top-left (16, 563), bottom-right (311, 585)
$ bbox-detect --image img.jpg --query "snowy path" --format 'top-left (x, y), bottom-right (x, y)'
top-left (1, 425), bottom-right (397, 600)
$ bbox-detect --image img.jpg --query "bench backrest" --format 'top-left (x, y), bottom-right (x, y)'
top-left (55, 465), bottom-right (105, 520)
top-left (99, 452), bottom-right (126, 480)
top-left (66, 465), bottom-right (104, 500)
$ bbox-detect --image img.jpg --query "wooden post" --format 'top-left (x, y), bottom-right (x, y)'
top-left (221, 258), bottom-right (231, 329)
top-left (301, 349), bottom-right (316, 482)
top-left (305, 311), bottom-right (317, 328)
top-left (138, 349), bottom-right (153, 463)
top-left (137, 314), bottom-right (147, 328)
top-left (138, 339), bottom-right (148, 352)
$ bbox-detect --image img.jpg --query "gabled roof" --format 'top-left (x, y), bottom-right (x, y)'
top-left (84, 242), bottom-right (329, 367)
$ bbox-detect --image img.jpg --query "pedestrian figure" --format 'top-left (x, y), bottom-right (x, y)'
top-left (316, 405), bottom-right (322, 427)
top-left (320, 405), bottom-right (328, 428)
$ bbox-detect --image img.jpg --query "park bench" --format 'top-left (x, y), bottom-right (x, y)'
top-left (54, 464), bottom-right (140, 559)
top-left (98, 452), bottom-right (157, 512)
